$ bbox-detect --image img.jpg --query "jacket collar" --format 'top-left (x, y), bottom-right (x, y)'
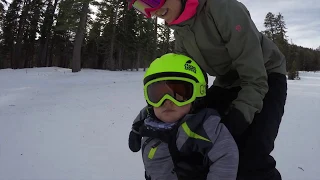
top-left (168, 0), bottom-right (206, 29)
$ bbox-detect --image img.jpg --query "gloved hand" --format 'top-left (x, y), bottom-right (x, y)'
top-left (128, 106), bottom-right (149, 152)
top-left (221, 106), bottom-right (250, 138)
top-left (129, 123), bottom-right (144, 152)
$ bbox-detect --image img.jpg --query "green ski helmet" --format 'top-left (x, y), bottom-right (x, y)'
top-left (143, 53), bottom-right (208, 108)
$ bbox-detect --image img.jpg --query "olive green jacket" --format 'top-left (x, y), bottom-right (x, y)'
top-left (169, 0), bottom-right (286, 124)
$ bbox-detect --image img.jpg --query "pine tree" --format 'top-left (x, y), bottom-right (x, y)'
top-left (12, 0), bottom-right (32, 68)
top-left (0, 0), bottom-right (6, 68)
top-left (157, 21), bottom-right (173, 55)
top-left (314, 49), bottom-right (320, 71)
top-left (0, 0), bottom-right (5, 28)
top-left (0, 0), bottom-right (7, 28)
top-left (86, 16), bottom-right (103, 68)
top-left (288, 44), bottom-right (298, 71)
top-left (106, 0), bottom-right (119, 71)
top-left (0, 0), bottom-right (7, 7)
top-left (22, 0), bottom-right (43, 68)
top-left (288, 60), bottom-right (299, 80)
top-left (263, 12), bottom-right (276, 41)
top-left (1, 0), bottom-right (23, 68)
top-left (274, 13), bottom-right (289, 60)
top-left (115, 0), bottom-right (138, 70)
top-left (52, 0), bottom-right (81, 68)
top-left (312, 50), bottom-right (319, 72)
top-left (263, 12), bottom-right (289, 71)
top-left (84, 0), bottom-right (118, 69)
top-left (37, 0), bottom-right (59, 67)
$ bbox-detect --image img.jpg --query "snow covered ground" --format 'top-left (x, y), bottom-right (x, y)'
top-left (0, 67), bottom-right (319, 180)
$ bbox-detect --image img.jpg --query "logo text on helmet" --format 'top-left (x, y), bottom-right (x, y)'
top-left (184, 60), bottom-right (196, 73)
top-left (200, 85), bottom-right (206, 95)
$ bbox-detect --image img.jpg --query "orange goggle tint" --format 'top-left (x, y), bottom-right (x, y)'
top-left (146, 80), bottom-right (194, 105)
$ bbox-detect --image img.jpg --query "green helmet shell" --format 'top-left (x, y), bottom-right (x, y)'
top-left (143, 53), bottom-right (207, 99)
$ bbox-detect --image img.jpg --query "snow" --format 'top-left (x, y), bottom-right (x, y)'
top-left (0, 67), bottom-right (319, 180)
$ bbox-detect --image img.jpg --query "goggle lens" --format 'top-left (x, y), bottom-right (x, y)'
top-left (129, 0), bottom-right (164, 17)
top-left (147, 80), bottom-right (194, 104)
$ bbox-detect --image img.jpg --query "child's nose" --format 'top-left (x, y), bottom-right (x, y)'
top-left (163, 99), bottom-right (174, 106)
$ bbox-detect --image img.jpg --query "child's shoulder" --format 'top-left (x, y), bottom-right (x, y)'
top-left (196, 108), bottom-right (221, 118)
top-left (177, 108), bottom-right (223, 141)
top-left (183, 108), bottom-right (221, 127)
top-left (176, 108), bottom-right (226, 152)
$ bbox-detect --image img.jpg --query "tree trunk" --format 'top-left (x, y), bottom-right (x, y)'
top-left (131, 53), bottom-right (135, 71)
top-left (165, 26), bottom-right (170, 53)
top-left (153, 17), bottom-right (158, 60)
top-left (118, 47), bottom-right (123, 71)
top-left (136, 50), bottom-right (140, 71)
top-left (72, 0), bottom-right (89, 72)
top-left (47, 37), bottom-right (54, 66)
top-left (106, 1), bottom-right (119, 71)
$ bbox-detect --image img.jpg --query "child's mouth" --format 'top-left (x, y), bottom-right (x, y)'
top-left (161, 9), bottom-right (168, 16)
top-left (163, 109), bottom-right (174, 113)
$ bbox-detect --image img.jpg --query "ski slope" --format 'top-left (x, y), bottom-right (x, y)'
top-left (0, 67), bottom-right (319, 180)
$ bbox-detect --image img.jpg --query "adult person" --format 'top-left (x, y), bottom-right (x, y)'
top-left (127, 0), bottom-right (288, 179)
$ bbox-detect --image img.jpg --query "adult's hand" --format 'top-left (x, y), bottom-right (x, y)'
top-left (221, 107), bottom-right (249, 138)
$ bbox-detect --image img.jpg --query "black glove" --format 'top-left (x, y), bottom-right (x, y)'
top-left (129, 132), bottom-right (142, 152)
top-left (221, 107), bottom-right (250, 138)
top-left (128, 106), bottom-right (150, 152)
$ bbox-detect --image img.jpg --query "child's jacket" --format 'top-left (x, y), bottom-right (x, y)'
top-left (141, 108), bottom-right (239, 180)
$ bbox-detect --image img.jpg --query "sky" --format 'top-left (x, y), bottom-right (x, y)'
top-left (143, 0), bottom-right (320, 49)
top-left (238, 0), bottom-right (320, 49)
top-left (3, 0), bottom-right (319, 49)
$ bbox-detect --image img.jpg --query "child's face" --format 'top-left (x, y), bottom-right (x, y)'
top-left (153, 99), bottom-right (191, 123)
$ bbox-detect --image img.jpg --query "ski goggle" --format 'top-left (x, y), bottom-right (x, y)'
top-left (128, 0), bottom-right (166, 18)
top-left (144, 77), bottom-right (203, 107)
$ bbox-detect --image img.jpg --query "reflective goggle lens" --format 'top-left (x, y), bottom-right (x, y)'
top-left (132, 0), bottom-right (151, 16)
top-left (147, 80), bottom-right (194, 104)
top-left (129, 0), bottom-right (164, 17)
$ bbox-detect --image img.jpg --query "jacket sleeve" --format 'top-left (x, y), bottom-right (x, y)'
top-left (129, 106), bottom-right (150, 152)
top-left (132, 106), bottom-right (149, 134)
top-left (208, 0), bottom-right (268, 124)
top-left (203, 115), bottom-right (239, 180)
